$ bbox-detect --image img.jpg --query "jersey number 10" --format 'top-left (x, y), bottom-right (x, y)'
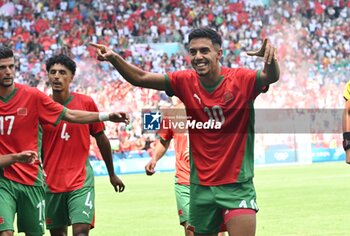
top-left (203, 106), bottom-right (225, 124)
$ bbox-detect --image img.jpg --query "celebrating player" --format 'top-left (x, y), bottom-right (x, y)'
top-left (145, 98), bottom-right (226, 236)
top-left (91, 27), bottom-right (279, 235)
top-left (0, 46), bottom-right (128, 236)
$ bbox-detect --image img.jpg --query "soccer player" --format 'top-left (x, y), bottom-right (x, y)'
top-left (145, 99), bottom-right (226, 236)
top-left (145, 100), bottom-right (193, 235)
top-left (91, 27), bottom-right (279, 236)
top-left (0, 46), bottom-right (128, 236)
top-left (0, 151), bottom-right (37, 167)
top-left (342, 81), bottom-right (350, 163)
top-left (42, 54), bottom-right (125, 236)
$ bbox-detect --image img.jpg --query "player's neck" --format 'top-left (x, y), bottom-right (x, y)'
top-left (198, 65), bottom-right (222, 87)
top-left (0, 83), bottom-right (15, 99)
top-left (52, 90), bottom-right (71, 105)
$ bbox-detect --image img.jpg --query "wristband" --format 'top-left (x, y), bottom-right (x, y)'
top-left (98, 112), bottom-right (110, 121)
top-left (343, 132), bottom-right (350, 140)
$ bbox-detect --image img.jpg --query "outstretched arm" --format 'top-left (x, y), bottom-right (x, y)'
top-left (145, 139), bottom-right (170, 175)
top-left (90, 43), bottom-right (167, 90)
top-left (0, 151), bottom-right (37, 167)
top-left (247, 39), bottom-right (280, 87)
top-left (95, 133), bottom-right (125, 192)
top-left (63, 109), bottom-right (129, 124)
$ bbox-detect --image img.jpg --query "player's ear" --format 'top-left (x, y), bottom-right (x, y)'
top-left (216, 48), bottom-right (223, 60)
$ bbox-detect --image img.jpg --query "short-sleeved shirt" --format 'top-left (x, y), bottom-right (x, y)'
top-left (42, 93), bottom-right (104, 193)
top-left (0, 83), bottom-right (65, 186)
top-left (165, 67), bottom-right (263, 186)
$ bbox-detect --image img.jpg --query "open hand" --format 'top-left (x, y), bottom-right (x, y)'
top-left (109, 112), bottom-right (129, 124)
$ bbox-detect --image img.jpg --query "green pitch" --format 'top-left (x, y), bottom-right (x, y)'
top-left (16, 162), bottom-right (350, 235)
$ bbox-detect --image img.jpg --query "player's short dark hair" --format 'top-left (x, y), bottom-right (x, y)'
top-left (45, 54), bottom-right (76, 75)
top-left (188, 27), bottom-right (222, 47)
top-left (0, 46), bottom-right (14, 59)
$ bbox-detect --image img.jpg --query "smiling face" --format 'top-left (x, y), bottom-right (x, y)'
top-left (0, 57), bottom-right (15, 89)
top-left (48, 63), bottom-right (73, 92)
top-left (189, 38), bottom-right (222, 79)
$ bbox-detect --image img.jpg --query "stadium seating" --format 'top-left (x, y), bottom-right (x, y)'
top-left (1, 0), bottom-right (349, 157)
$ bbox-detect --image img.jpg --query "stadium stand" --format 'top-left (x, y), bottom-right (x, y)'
top-left (0, 0), bottom-right (349, 160)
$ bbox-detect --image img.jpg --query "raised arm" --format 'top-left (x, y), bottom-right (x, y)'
top-left (62, 109), bottom-right (129, 124)
top-left (95, 133), bottom-right (125, 192)
top-left (90, 43), bottom-right (167, 90)
top-left (247, 39), bottom-right (280, 87)
top-left (145, 139), bottom-right (170, 175)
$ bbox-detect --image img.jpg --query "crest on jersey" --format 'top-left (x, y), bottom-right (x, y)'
top-left (17, 108), bottom-right (27, 116)
top-left (222, 91), bottom-right (233, 103)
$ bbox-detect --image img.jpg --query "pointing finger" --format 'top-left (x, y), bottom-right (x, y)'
top-left (89, 42), bottom-right (104, 49)
top-left (246, 50), bottom-right (256, 56)
top-left (261, 38), bottom-right (268, 49)
top-left (264, 43), bottom-right (270, 63)
top-left (267, 47), bottom-right (275, 64)
top-left (247, 39), bottom-right (268, 56)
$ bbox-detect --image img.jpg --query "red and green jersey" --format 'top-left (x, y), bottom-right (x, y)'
top-left (158, 113), bottom-right (190, 185)
top-left (0, 83), bottom-right (65, 186)
top-left (165, 67), bottom-right (263, 186)
top-left (42, 93), bottom-right (104, 193)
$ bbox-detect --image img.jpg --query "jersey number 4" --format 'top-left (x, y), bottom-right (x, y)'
top-left (0, 115), bottom-right (15, 135)
top-left (61, 123), bottom-right (70, 141)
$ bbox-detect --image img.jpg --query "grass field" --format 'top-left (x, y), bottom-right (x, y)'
top-left (15, 162), bottom-right (350, 235)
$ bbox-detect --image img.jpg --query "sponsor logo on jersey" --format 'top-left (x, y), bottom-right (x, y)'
top-left (193, 93), bottom-right (201, 104)
top-left (82, 211), bottom-right (91, 218)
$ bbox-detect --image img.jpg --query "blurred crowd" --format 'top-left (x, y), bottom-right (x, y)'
top-left (1, 0), bottom-right (349, 159)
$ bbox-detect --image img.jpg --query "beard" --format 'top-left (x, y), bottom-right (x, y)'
top-left (195, 69), bottom-right (209, 77)
top-left (0, 78), bottom-right (14, 87)
top-left (52, 87), bottom-right (63, 92)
